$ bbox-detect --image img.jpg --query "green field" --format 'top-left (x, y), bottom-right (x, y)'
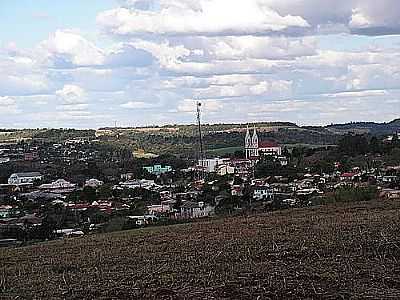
top-left (206, 146), bottom-right (243, 156)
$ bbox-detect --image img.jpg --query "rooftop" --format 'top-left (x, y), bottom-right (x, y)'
top-left (259, 141), bottom-right (280, 148)
top-left (12, 172), bottom-right (42, 178)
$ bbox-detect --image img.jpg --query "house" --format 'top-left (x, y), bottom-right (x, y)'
top-left (127, 215), bottom-right (158, 226)
top-left (85, 178), bottom-right (104, 188)
top-left (39, 179), bottom-right (77, 191)
top-left (55, 229), bottom-right (85, 238)
top-left (231, 185), bottom-right (244, 197)
top-left (0, 157), bottom-right (10, 164)
top-left (160, 190), bottom-right (172, 200)
top-left (277, 156), bottom-right (288, 166)
top-left (379, 189), bottom-right (400, 200)
top-left (119, 179), bottom-right (156, 190)
top-left (216, 164), bottom-right (235, 176)
top-left (229, 159), bottom-right (254, 178)
top-left (8, 172), bottom-right (43, 185)
top-left (24, 152), bottom-right (38, 161)
top-left (147, 204), bottom-right (172, 215)
top-left (178, 201), bottom-right (214, 219)
top-left (143, 165), bottom-right (173, 176)
top-left (121, 173), bottom-right (135, 180)
top-left (296, 188), bottom-right (323, 196)
top-left (340, 172), bottom-right (360, 182)
top-left (253, 186), bottom-right (274, 202)
top-left (258, 141), bottom-right (282, 156)
top-left (0, 205), bottom-right (13, 218)
top-left (381, 176), bottom-right (399, 184)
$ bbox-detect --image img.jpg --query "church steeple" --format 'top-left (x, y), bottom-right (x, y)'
top-left (245, 124), bottom-right (259, 159)
top-left (252, 126), bottom-right (258, 148)
top-left (245, 125), bottom-right (251, 148)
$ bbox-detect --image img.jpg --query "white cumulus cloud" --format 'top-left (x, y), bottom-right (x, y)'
top-left (97, 0), bottom-right (309, 37)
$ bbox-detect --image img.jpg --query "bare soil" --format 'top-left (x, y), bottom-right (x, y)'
top-left (2, 200), bottom-right (400, 299)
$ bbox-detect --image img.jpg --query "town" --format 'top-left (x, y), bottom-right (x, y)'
top-left (0, 122), bottom-right (399, 246)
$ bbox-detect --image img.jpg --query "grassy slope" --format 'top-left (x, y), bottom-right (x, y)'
top-left (2, 200), bottom-right (400, 299)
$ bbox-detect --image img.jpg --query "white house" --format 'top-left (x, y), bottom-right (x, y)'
top-left (39, 179), bottom-right (76, 190)
top-left (119, 179), bottom-right (156, 190)
top-left (147, 203), bottom-right (172, 215)
top-left (85, 178), bottom-right (104, 188)
top-left (0, 157), bottom-right (10, 164)
top-left (8, 172), bottom-right (43, 185)
top-left (216, 164), bottom-right (235, 176)
top-left (178, 201), bottom-right (214, 219)
top-left (253, 186), bottom-right (274, 202)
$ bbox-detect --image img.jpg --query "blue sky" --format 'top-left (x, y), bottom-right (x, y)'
top-left (0, 1), bottom-right (117, 47)
top-left (0, 0), bottom-right (399, 128)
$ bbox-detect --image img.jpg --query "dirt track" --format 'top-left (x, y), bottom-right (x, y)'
top-left (2, 200), bottom-right (400, 299)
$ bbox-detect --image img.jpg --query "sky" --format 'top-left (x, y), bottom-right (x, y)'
top-left (0, 0), bottom-right (400, 128)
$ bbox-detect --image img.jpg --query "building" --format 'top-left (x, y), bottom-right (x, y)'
top-left (119, 179), bottom-right (156, 190)
top-left (216, 164), bottom-right (235, 176)
top-left (85, 178), bottom-right (104, 188)
top-left (258, 141), bottom-right (282, 156)
top-left (229, 159), bottom-right (254, 178)
top-left (245, 126), bottom-right (282, 159)
top-left (245, 126), bottom-right (259, 158)
top-left (340, 172), bottom-right (360, 182)
top-left (121, 173), bottom-right (135, 181)
top-left (8, 172), bottom-right (43, 185)
top-left (178, 201), bottom-right (214, 219)
top-left (198, 158), bottom-right (230, 173)
top-left (39, 179), bottom-right (76, 191)
top-left (253, 186), bottom-right (274, 202)
top-left (143, 165), bottom-right (173, 176)
top-left (0, 157), bottom-right (10, 164)
top-left (24, 152), bottom-right (39, 161)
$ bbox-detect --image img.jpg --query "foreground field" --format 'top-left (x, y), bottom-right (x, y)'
top-left (2, 200), bottom-right (400, 299)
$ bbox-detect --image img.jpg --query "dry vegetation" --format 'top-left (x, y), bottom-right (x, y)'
top-left (2, 200), bottom-right (400, 299)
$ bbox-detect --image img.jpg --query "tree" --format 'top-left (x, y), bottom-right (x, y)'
top-left (81, 186), bottom-right (97, 202)
top-left (338, 134), bottom-right (369, 156)
top-left (97, 184), bottom-right (113, 199)
top-left (369, 136), bottom-right (381, 154)
top-left (255, 156), bottom-right (282, 178)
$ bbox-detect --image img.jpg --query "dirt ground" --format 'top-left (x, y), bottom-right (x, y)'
top-left (2, 200), bottom-right (400, 299)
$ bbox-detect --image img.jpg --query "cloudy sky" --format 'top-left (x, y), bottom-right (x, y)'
top-left (0, 0), bottom-right (400, 128)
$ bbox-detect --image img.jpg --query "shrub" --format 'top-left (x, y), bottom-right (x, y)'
top-left (313, 186), bottom-right (377, 205)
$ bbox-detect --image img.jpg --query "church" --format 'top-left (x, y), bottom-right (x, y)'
top-left (245, 126), bottom-right (282, 159)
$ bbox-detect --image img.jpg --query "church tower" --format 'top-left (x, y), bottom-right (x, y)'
top-left (245, 125), bottom-right (252, 159)
top-left (245, 125), bottom-right (259, 159)
top-left (252, 126), bottom-right (259, 157)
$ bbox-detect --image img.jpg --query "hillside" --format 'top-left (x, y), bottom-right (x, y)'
top-left (96, 119), bottom-right (400, 156)
top-left (327, 119), bottom-right (400, 135)
top-left (1, 119), bottom-right (398, 156)
top-left (2, 200), bottom-right (400, 299)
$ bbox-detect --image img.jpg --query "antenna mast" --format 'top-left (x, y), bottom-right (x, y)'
top-left (196, 102), bottom-right (205, 180)
top-left (197, 102), bottom-right (204, 161)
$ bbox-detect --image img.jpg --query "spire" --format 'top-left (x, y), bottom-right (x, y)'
top-left (252, 125), bottom-right (258, 148)
top-left (245, 124), bottom-right (251, 148)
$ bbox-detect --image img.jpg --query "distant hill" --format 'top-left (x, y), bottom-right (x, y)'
top-left (2, 119), bottom-right (397, 156)
top-left (326, 119), bottom-right (400, 135)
